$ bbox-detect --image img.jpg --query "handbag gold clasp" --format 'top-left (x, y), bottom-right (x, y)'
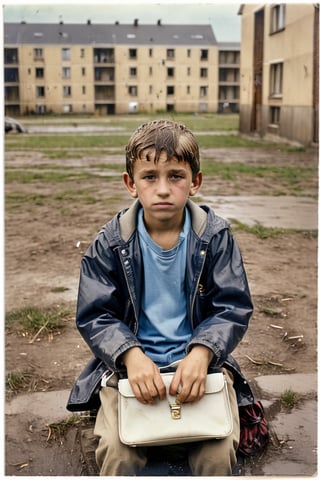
top-left (170, 403), bottom-right (181, 419)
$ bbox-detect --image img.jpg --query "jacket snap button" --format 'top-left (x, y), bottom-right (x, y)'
top-left (200, 250), bottom-right (205, 256)
top-left (121, 249), bottom-right (127, 256)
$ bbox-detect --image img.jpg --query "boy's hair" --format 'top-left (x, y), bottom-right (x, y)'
top-left (125, 119), bottom-right (200, 180)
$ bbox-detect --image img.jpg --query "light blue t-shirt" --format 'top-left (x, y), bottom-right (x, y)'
top-left (137, 208), bottom-right (192, 366)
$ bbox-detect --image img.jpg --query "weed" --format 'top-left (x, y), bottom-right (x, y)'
top-left (47, 414), bottom-right (93, 443)
top-left (281, 389), bottom-right (299, 409)
top-left (5, 305), bottom-right (70, 335)
top-left (6, 370), bottom-right (28, 391)
top-left (231, 221), bottom-right (298, 239)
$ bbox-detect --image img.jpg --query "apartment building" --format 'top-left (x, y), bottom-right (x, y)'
top-left (238, 4), bottom-right (319, 146)
top-left (4, 21), bottom-right (240, 116)
top-left (218, 42), bottom-right (240, 113)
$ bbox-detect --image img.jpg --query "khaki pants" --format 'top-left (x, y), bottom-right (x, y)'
top-left (94, 369), bottom-right (240, 476)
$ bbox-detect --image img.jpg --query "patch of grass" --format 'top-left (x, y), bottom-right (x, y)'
top-left (5, 170), bottom-right (96, 183)
top-left (50, 286), bottom-right (70, 293)
top-left (5, 305), bottom-right (70, 334)
top-left (6, 193), bottom-right (48, 206)
top-left (5, 134), bottom-right (130, 150)
top-left (47, 415), bottom-right (83, 442)
top-left (201, 160), bottom-right (315, 185)
top-left (6, 370), bottom-right (29, 392)
top-left (232, 221), bottom-right (299, 239)
top-left (55, 189), bottom-right (98, 204)
top-left (281, 389), bottom-right (299, 409)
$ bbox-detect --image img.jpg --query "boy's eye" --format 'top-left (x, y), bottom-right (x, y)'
top-left (143, 175), bottom-right (155, 180)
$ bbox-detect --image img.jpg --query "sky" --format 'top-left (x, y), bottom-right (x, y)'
top-left (2, 1), bottom-right (242, 42)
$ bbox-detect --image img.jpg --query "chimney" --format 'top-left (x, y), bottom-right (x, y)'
top-left (87, 19), bottom-right (91, 25)
top-left (157, 19), bottom-right (161, 26)
top-left (134, 19), bottom-right (139, 27)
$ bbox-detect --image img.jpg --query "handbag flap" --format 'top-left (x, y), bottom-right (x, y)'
top-left (205, 372), bottom-right (225, 394)
top-left (118, 372), bottom-right (225, 397)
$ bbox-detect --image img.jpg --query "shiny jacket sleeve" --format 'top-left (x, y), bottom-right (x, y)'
top-left (75, 227), bottom-right (142, 372)
top-left (187, 226), bottom-right (253, 366)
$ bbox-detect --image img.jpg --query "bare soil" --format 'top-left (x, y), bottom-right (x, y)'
top-left (5, 144), bottom-right (318, 475)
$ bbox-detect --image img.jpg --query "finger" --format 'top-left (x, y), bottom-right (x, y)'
top-left (169, 370), bottom-right (181, 396)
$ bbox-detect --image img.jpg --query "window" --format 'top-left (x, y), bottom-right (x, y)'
top-left (200, 68), bottom-right (208, 78)
top-left (187, 67), bottom-right (191, 76)
top-left (34, 48), bottom-right (43, 60)
top-left (167, 67), bottom-right (174, 77)
top-left (36, 86), bottom-right (45, 97)
top-left (149, 48), bottom-right (153, 57)
top-left (63, 86), bottom-right (72, 97)
top-left (36, 104), bottom-right (46, 114)
top-left (187, 86), bottom-right (190, 94)
top-left (149, 85), bottom-right (153, 94)
top-left (63, 104), bottom-right (73, 113)
top-left (80, 48), bottom-right (85, 58)
top-left (129, 67), bottom-right (137, 77)
top-left (82, 86), bottom-right (86, 94)
top-left (270, 62), bottom-right (283, 97)
top-left (149, 66), bottom-right (153, 75)
top-left (62, 48), bottom-right (71, 61)
top-left (270, 106), bottom-right (280, 125)
top-left (200, 49), bottom-right (208, 61)
top-left (187, 49), bottom-right (191, 58)
top-left (167, 86), bottom-right (175, 95)
top-left (62, 67), bottom-right (71, 79)
top-left (129, 49), bottom-right (137, 59)
top-left (270, 4), bottom-right (286, 33)
top-left (128, 86), bottom-right (138, 96)
top-left (82, 67), bottom-right (86, 76)
top-left (35, 68), bottom-right (44, 78)
top-left (167, 49), bottom-right (175, 59)
top-left (200, 86), bottom-right (208, 97)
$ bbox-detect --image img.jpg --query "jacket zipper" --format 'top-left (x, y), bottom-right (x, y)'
top-left (119, 253), bottom-right (139, 335)
top-left (190, 246), bottom-right (207, 328)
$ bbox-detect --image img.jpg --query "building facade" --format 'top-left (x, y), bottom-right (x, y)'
top-left (238, 3), bottom-right (319, 146)
top-left (4, 21), bottom-right (240, 116)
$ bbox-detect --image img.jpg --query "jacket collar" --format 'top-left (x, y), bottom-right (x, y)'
top-left (119, 198), bottom-right (210, 243)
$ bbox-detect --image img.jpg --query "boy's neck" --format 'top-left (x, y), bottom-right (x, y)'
top-left (143, 213), bottom-right (185, 250)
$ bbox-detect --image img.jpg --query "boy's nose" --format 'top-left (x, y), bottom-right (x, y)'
top-left (156, 178), bottom-right (170, 195)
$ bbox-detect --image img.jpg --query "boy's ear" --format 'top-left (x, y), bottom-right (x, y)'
top-left (123, 172), bottom-right (138, 198)
top-left (189, 171), bottom-right (203, 196)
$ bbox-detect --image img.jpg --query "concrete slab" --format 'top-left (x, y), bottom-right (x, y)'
top-left (6, 389), bottom-right (71, 424)
top-left (255, 373), bottom-right (317, 397)
top-left (200, 195), bottom-right (318, 230)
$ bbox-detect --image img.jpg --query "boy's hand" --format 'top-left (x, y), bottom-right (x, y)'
top-left (169, 346), bottom-right (213, 404)
top-left (122, 347), bottom-right (166, 404)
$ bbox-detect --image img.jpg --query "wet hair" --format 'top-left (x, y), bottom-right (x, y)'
top-left (125, 119), bottom-right (200, 180)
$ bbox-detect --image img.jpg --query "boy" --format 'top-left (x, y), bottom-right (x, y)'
top-left (69, 120), bottom-right (253, 475)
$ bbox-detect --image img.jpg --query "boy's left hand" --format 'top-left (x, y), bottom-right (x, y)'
top-left (169, 345), bottom-right (213, 403)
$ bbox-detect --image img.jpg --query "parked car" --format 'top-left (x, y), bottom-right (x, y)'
top-left (5, 116), bottom-right (26, 133)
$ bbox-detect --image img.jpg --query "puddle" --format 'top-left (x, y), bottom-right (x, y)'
top-left (200, 195), bottom-right (318, 230)
top-left (246, 398), bottom-right (317, 476)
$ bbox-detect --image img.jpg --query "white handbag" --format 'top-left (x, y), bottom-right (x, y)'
top-left (118, 371), bottom-right (233, 447)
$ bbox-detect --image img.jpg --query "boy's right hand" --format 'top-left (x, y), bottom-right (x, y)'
top-left (122, 347), bottom-right (166, 404)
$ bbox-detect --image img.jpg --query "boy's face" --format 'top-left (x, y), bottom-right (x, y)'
top-left (123, 149), bottom-right (202, 229)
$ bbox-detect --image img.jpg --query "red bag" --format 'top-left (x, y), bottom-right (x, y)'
top-left (238, 401), bottom-right (269, 456)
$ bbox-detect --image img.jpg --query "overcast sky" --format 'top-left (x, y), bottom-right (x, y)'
top-left (2, 2), bottom-right (242, 42)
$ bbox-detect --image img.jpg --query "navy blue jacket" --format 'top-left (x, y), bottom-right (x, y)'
top-left (67, 199), bottom-right (254, 411)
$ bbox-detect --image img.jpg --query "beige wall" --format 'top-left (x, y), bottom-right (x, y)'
top-left (8, 42), bottom-right (220, 115)
top-left (239, 3), bottom-right (316, 145)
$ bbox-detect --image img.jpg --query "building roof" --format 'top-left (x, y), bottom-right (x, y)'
top-left (4, 22), bottom-right (217, 46)
top-left (218, 42), bottom-right (240, 51)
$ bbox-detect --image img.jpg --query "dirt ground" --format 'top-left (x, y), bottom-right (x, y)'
top-left (4, 142), bottom-right (318, 475)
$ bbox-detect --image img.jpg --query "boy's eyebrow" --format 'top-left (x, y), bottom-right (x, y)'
top-left (139, 167), bottom-right (187, 175)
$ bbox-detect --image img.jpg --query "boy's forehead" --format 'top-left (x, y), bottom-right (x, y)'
top-left (139, 148), bottom-right (176, 162)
